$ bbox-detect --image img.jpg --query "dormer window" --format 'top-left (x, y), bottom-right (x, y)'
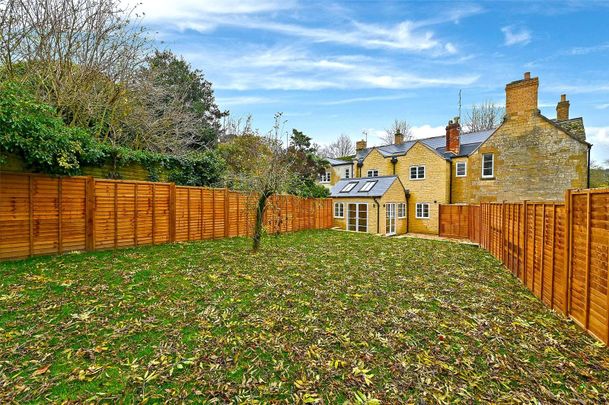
top-left (320, 171), bottom-right (331, 183)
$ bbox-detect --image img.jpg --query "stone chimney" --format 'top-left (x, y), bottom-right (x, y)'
top-left (356, 139), bottom-right (367, 151)
top-left (394, 131), bottom-right (404, 145)
top-left (556, 94), bottom-right (570, 121)
top-left (445, 117), bottom-right (461, 154)
top-left (505, 72), bottom-right (539, 118)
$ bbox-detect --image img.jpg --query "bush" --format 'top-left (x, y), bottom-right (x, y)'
top-left (0, 81), bottom-right (226, 186)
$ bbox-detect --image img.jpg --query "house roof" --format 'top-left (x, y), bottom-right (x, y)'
top-left (330, 175), bottom-right (400, 198)
top-left (354, 128), bottom-right (496, 161)
top-left (550, 117), bottom-right (588, 145)
top-left (326, 157), bottom-right (353, 166)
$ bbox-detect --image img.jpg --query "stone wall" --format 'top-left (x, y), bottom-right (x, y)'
top-left (394, 142), bottom-right (450, 234)
top-left (466, 113), bottom-right (588, 203)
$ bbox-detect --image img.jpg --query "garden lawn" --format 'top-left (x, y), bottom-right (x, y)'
top-left (1, 230), bottom-right (609, 403)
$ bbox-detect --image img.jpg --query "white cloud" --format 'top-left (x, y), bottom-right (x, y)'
top-left (129, 0), bottom-right (294, 20)
top-left (411, 125), bottom-right (445, 139)
top-left (501, 26), bottom-right (531, 46)
top-left (588, 126), bottom-right (609, 146)
top-left (595, 103), bottom-right (609, 110)
top-left (216, 96), bottom-right (276, 106)
top-left (184, 45), bottom-right (479, 91)
top-left (320, 94), bottom-right (414, 106)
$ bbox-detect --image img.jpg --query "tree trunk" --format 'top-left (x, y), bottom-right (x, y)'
top-left (252, 191), bottom-right (271, 252)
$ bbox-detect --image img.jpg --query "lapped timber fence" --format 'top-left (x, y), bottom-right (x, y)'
top-left (0, 172), bottom-right (333, 261)
top-left (439, 188), bottom-right (609, 345)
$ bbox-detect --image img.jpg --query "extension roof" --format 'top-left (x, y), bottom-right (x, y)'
top-left (330, 175), bottom-right (400, 198)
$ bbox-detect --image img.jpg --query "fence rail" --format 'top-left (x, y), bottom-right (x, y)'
top-left (439, 189), bottom-right (609, 345)
top-left (0, 172), bottom-right (333, 261)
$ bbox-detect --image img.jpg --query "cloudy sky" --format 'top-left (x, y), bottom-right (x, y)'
top-left (131, 0), bottom-right (608, 165)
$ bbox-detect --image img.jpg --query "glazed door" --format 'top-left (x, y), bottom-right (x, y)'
top-left (385, 203), bottom-right (396, 235)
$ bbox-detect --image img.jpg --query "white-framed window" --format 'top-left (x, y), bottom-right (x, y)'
top-left (359, 180), bottom-right (377, 192)
top-left (482, 153), bottom-right (494, 178)
top-left (334, 202), bottom-right (344, 218)
top-left (344, 167), bottom-right (351, 179)
top-left (320, 171), bottom-right (331, 183)
top-left (416, 203), bottom-right (430, 219)
top-left (340, 181), bottom-right (358, 193)
top-left (409, 165), bottom-right (425, 180)
top-left (397, 203), bottom-right (406, 218)
top-left (367, 169), bottom-right (379, 177)
top-left (456, 161), bottom-right (467, 177)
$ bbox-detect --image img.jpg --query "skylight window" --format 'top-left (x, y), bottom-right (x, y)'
top-left (359, 180), bottom-right (377, 192)
top-left (340, 182), bottom-right (358, 193)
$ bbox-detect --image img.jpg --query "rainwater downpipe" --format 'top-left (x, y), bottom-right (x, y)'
top-left (391, 156), bottom-right (398, 175)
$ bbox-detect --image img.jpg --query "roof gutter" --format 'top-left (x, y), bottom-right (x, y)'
top-left (372, 197), bottom-right (380, 234)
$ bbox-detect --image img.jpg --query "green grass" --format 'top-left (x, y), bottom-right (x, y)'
top-left (1, 230), bottom-right (609, 403)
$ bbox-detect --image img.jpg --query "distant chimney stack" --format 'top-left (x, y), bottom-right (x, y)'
top-left (505, 72), bottom-right (539, 118)
top-left (394, 131), bottom-right (404, 145)
top-left (445, 116), bottom-right (461, 154)
top-left (556, 94), bottom-right (570, 121)
top-left (356, 139), bottom-right (367, 151)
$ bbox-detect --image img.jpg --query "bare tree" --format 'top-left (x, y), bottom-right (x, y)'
top-left (225, 113), bottom-right (294, 252)
top-left (380, 119), bottom-right (413, 144)
top-left (320, 134), bottom-right (355, 158)
top-left (0, 0), bottom-right (151, 142)
top-left (463, 101), bottom-right (505, 133)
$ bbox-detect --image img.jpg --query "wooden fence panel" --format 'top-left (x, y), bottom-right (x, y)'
top-left (440, 189), bottom-right (609, 345)
top-left (0, 172), bottom-right (332, 261)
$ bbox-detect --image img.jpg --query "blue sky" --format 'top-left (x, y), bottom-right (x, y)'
top-left (133, 0), bottom-right (609, 165)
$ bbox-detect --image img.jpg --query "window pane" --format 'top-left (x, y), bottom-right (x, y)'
top-left (358, 205), bottom-right (367, 232)
top-left (418, 166), bottom-right (425, 178)
top-left (410, 167), bottom-right (417, 178)
top-left (347, 204), bottom-right (357, 230)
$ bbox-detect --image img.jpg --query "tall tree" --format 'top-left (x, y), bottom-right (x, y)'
top-left (141, 51), bottom-right (228, 149)
top-left (0, 0), bottom-right (150, 142)
top-left (380, 119), bottom-right (413, 144)
top-left (320, 134), bottom-right (355, 158)
top-left (463, 101), bottom-right (505, 133)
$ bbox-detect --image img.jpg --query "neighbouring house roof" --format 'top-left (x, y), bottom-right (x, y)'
top-left (330, 175), bottom-right (400, 198)
top-left (326, 157), bottom-right (353, 166)
top-left (354, 128), bottom-right (496, 161)
top-left (550, 117), bottom-right (588, 144)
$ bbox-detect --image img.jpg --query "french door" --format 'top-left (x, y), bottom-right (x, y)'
top-left (347, 203), bottom-right (368, 232)
top-left (385, 203), bottom-right (396, 235)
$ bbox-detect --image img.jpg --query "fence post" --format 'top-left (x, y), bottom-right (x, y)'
top-left (169, 183), bottom-right (176, 242)
top-left (564, 189), bottom-right (572, 315)
top-left (585, 189), bottom-right (592, 329)
top-left (523, 200), bottom-right (528, 287)
top-left (224, 188), bottom-right (229, 237)
top-left (85, 177), bottom-right (96, 251)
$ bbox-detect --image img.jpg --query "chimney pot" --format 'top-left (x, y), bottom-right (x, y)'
top-left (394, 131), bottom-right (404, 145)
top-left (445, 118), bottom-right (461, 154)
top-left (355, 139), bottom-right (367, 151)
top-left (505, 73), bottom-right (539, 117)
top-left (556, 94), bottom-right (570, 121)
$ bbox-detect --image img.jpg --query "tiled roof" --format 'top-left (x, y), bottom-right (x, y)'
top-left (326, 157), bottom-right (353, 166)
top-left (354, 128), bottom-right (495, 161)
top-left (330, 176), bottom-right (399, 198)
top-left (551, 117), bottom-right (587, 143)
